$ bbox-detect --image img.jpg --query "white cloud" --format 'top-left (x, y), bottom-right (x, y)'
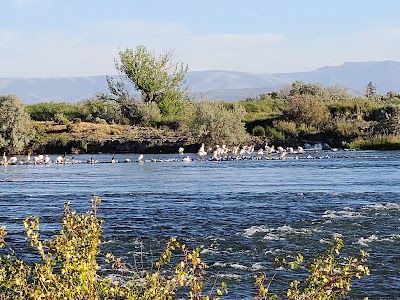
top-left (2, 19), bottom-right (400, 77)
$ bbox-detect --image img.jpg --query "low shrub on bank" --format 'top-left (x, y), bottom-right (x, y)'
top-left (349, 134), bottom-right (400, 150)
top-left (0, 198), bottom-right (370, 299)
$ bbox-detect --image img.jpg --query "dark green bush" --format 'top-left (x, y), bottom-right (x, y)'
top-left (252, 125), bottom-right (266, 136)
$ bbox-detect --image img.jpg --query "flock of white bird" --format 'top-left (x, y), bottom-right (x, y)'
top-left (1, 143), bottom-right (327, 166)
top-left (194, 143), bottom-right (305, 161)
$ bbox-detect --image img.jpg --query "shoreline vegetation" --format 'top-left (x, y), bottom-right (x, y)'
top-left (4, 89), bottom-right (400, 156)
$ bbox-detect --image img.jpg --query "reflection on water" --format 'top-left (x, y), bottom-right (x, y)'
top-left (1, 150), bottom-right (400, 299)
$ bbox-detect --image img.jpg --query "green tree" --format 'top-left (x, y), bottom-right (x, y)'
top-left (289, 81), bottom-right (325, 97)
top-left (107, 45), bottom-right (189, 116)
top-left (0, 95), bottom-right (35, 153)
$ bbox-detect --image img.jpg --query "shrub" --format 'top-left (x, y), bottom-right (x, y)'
top-left (331, 116), bottom-right (369, 137)
top-left (185, 101), bottom-right (250, 145)
top-left (54, 113), bottom-right (72, 126)
top-left (252, 125), bottom-right (266, 136)
top-left (274, 120), bottom-right (298, 137)
top-left (239, 97), bottom-right (286, 122)
top-left (0, 198), bottom-right (370, 299)
top-left (349, 134), bottom-right (400, 150)
top-left (0, 95), bottom-right (35, 153)
top-left (297, 123), bottom-right (319, 135)
top-left (94, 117), bottom-right (108, 125)
top-left (137, 102), bottom-right (162, 126)
top-left (27, 102), bottom-right (85, 122)
top-left (265, 127), bottom-right (285, 140)
top-left (0, 198), bottom-right (227, 300)
top-left (372, 105), bottom-right (400, 134)
top-left (286, 94), bottom-right (330, 127)
top-left (255, 238), bottom-right (370, 299)
top-left (79, 97), bottom-right (123, 124)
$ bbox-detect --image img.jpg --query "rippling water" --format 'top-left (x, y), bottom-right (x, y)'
top-left (1, 150), bottom-right (400, 299)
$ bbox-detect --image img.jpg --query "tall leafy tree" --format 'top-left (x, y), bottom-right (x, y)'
top-left (0, 95), bottom-right (35, 153)
top-left (107, 45), bottom-right (189, 116)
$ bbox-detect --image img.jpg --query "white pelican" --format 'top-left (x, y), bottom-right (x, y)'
top-left (221, 144), bottom-right (229, 155)
top-left (246, 145), bottom-right (254, 155)
top-left (44, 155), bottom-right (51, 164)
top-left (55, 155), bottom-right (64, 164)
top-left (34, 154), bottom-right (44, 164)
top-left (232, 146), bottom-right (239, 156)
top-left (182, 156), bottom-right (191, 162)
top-left (212, 148), bottom-right (219, 160)
top-left (280, 150), bottom-right (287, 160)
top-left (257, 148), bottom-right (264, 155)
top-left (1, 153), bottom-right (7, 165)
top-left (239, 146), bottom-right (246, 155)
top-left (8, 156), bottom-right (18, 165)
top-left (197, 143), bottom-right (207, 156)
top-left (124, 158), bottom-right (131, 163)
top-left (178, 147), bottom-right (184, 155)
top-left (138, 154), bottom-right (144, 162)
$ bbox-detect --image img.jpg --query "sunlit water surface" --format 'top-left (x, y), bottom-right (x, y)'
top-left (1, 150), bottom-right (399, 299)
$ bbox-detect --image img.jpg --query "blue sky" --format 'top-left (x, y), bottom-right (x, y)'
top-left (1, 0), bottom-right (400, 77)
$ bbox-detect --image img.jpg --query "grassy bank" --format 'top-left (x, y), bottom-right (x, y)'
top-left (349, 134), bottom-right (400, 150)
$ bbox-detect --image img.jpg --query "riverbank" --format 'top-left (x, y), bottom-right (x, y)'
top-left (28, 121), bottom-right (400, 155)
top-left (31, 121), bottom-right (197, 154)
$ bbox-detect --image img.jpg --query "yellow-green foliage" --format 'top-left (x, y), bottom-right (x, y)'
top-left (0, 199), bottom-right (369, 299)
top-left (0, 198), bottom-right (227, 300)
top-left (286, 94), bottom-right (330, 127)
top-left (254, 238), bottom-right (370, 300)
top-left (273, 120), bottom-right (298, 137)
top-left (328, 98), bottom-right (381, 118)
top-left (184, 101), bottom-right (250, 145)
top-left (238, 97), bottom-right (286, 122)
top-left (349, 134), bottom-right (400, 150)
top-left (331, 116), bottom-right (369, 137)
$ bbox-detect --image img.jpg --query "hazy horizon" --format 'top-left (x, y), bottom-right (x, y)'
top-left (1, 60), bottom-right (399, 80)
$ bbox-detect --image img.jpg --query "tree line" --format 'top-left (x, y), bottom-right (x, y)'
top-left (2, 45), bottom-right (400, 154)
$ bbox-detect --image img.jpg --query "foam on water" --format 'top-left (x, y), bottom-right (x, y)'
top-left (240, 225), bottom-right (270, 237)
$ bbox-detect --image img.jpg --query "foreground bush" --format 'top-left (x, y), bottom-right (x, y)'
top-left (0, 198), bottom-right (369, 299)
top-left (0, 198), bottom-right (226, 300)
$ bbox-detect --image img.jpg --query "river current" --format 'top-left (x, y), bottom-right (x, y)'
top-left (0, 150), bottom-right (399, 299)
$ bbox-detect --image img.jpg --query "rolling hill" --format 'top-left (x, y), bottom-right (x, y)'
top-left (1, 60), bottom-right (400, 103)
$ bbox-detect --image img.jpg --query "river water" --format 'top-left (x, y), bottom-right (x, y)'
top-left (0, 150), bottom-right (399, 299)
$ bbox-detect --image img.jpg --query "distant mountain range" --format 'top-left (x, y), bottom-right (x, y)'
top-left (1, 60), bottom-right (400, 103)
